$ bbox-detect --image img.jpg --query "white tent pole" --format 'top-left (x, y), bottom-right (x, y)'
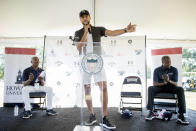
top-left (92, 0), bottom-right (96, 26)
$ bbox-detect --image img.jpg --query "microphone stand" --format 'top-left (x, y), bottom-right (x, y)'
top-left (69, 36), bottom-right (76, 46)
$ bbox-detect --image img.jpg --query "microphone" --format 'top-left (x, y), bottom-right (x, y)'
top-left (69, 36), bottom-right (79, 45)
top-left (83, 21), bottom-right (91, 34)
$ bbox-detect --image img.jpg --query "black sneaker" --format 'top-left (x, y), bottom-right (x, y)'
top-left (145, 111), bottom-right (154, 121)
top-left (85, 114), bottom-right (97, 126)
top-left (46, 109), bottom-right (57, 116)
top-left (22, 110), bottom-right (32, 119)
top-left (99, 116), bottom-right (116, 130)
top-left (177, 114), bottom-right (189, 125)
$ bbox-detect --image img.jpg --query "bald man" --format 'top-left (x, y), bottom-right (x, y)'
top-left (22, 56), bottom-right (57, 119)
top-left (146, 56), bottom-right (189, 125)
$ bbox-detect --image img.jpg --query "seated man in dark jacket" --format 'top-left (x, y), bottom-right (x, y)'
top-left (146, 56), bottom-right (189, 125)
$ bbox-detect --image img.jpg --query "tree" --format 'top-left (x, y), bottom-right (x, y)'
top-left (182, 48), bottom-right (196, 77)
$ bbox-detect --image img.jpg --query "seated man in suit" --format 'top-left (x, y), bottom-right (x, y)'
top-left (22, 56), bottom-right (57, 119)
top-left (146, 56), bottom-right (189, 125)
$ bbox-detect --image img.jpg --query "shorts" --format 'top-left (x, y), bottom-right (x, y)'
top-left (81, 68), bottom-right (107, 85)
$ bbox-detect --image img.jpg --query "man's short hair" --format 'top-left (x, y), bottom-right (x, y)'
top-left (31, 56), bottom-right (39, 61)
top-left (162, 56), bottom-right (170, 63)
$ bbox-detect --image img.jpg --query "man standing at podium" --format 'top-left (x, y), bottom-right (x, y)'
top-left (74, 10), bottom-right (136, 130)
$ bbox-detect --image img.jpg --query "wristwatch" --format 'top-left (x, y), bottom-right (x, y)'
top-left (124, 28), bottom-right (127, 33)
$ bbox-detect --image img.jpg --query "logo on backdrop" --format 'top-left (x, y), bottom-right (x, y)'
top-left (15, 70), bottom-right (23, 84)
top-left (81, 53), bottom-right (103, 74)
top-left (128, 39), bottom-right (133, 45)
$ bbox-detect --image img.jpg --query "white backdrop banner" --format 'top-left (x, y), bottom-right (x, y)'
top-left (4, 47), bottom-right (36, 104)
top-left (45, 36), bottom-right (146, 107)
top-left (151, 47), bottom-right (182, 86)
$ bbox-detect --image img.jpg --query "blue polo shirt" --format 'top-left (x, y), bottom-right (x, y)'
top-left (153, 66), bottom-right (178, 83)
top-left (22, 66), bottom-right (44, 86)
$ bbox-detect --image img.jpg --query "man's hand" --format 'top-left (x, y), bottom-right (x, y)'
top-left (163, 81), bottom-right (168, 85)
top-left (84, 23), bottom-right (90, 33)
top-left (126, 23), bottom-right (136, 32)
top-left (76, 22), bottom-right (89, 52)
top-left (28, 73), bottom-right (34, 82)
top-left (38, 76), bottom-right (44, 82)
top-left (38, 76), bottom-right (45, 86)
top-left (163, 74), bottom-right (169, 82)
top-left (23, 73), bottom-right (34, 86)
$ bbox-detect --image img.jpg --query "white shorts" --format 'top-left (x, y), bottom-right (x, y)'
top-left (81, 68), bottom-right (107, 85)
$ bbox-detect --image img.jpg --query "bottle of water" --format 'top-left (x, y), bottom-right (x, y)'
top-left (34, 82), bottom-right (40, 89)
top-left (14, 105), bottom-right (19, 116)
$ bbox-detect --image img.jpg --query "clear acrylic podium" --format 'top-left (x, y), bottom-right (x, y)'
top-left (45, 36), bottom-right (146, 131)
top-left (73, 42), bottom-right (106, 131)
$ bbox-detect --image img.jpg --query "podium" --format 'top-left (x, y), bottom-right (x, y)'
top-left (45, 36), bottom-right (146, 131)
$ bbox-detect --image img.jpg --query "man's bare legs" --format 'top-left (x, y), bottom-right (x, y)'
top-left (84, 81), bottom-right (115, 129)
top-left (84, 84), bottom-right (94, 114)
top-left (96, 81), bottom-right (116, 130)
top-left (84, 81), bottom-right (108, 116)
top-left (97, 81), bottom-right (108, 117)
top-left (83, 84), bottom-right (97, 126)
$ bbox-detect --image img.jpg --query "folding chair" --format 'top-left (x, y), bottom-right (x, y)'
top-left (120, 76), bottom-right (142, 113)
top-left (29, 92), bottom-right (46, 110)
top-left (153, 92), bottom-right (178, 113)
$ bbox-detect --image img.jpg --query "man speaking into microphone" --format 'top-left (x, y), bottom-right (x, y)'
top-left (74, 10), bottom-right (136, 130)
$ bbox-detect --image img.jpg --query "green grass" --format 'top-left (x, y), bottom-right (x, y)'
top-left (186, 90), bottom-right (196, 92)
